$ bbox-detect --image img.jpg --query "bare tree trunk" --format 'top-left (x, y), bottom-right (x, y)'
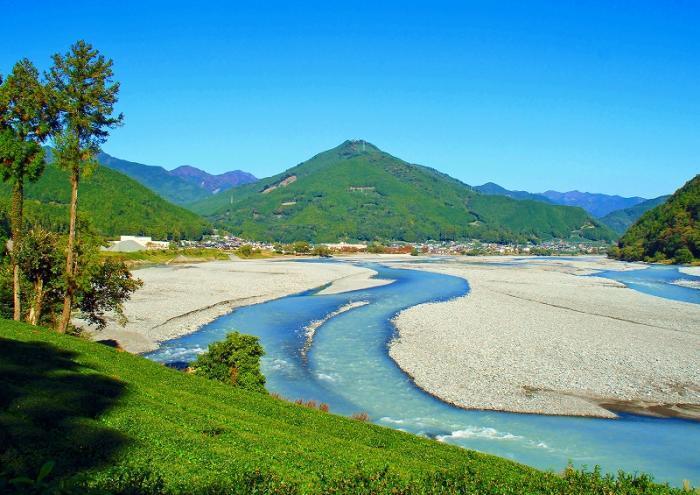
top-left (58, 168), bottom-right (79, 333)
top-left (10, 180), bottom-right (23, 321)
top-left (28, 278), bottom-right (44, 326)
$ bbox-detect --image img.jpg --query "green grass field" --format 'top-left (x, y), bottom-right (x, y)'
top-left (0, 320), bottom-right (687, 494)
top-left (100, 248), bottom-right (231, 266)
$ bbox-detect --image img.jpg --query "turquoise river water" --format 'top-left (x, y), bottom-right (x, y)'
top-left (147, 260), bottom-right (700, 485)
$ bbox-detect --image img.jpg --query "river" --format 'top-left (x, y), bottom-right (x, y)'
top-left (146, 259), bottom-right (700, 485)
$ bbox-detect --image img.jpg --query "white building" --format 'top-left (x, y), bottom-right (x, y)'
top-left (105, 235), bottom-right (170, 252)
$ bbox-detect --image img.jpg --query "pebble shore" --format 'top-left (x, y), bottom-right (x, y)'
top-left (388, 257), bottom-right (700, 419)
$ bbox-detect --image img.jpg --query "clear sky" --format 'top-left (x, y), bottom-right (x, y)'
top-left (3, 1), bottom-right (698, 197)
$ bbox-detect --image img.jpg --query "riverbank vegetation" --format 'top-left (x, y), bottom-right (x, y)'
top-left (101, 247), bottom-right (230, 267)
top-left (0, 319), bottom-right (690, 494)
top-left (610, 175), bottom-right (699, 264)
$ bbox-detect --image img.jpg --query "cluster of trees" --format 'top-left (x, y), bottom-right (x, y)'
top-left (609, 175), bottom-right (699, 264)
top-left (0, 41), bottom-right (141, 331)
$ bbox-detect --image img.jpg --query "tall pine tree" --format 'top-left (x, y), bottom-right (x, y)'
top-left (0, 59), bottom-right (56, 321)
top-left (48, 41), bottom-right (123, 333)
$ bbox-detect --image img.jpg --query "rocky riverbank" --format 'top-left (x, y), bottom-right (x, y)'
top-left (388, 257), bottom-right (700, 419)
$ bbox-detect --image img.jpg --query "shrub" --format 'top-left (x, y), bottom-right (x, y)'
top-left (311, 245), bottom-right (332, 257)
top-left (367, 243), bottom-right (385, 254)
top-left (192, 332), bottom-right (266, 393)
top-left (351, 412), bottom-right (369, 422)
top-left (674, 247), bottom-right (694, 264)
top-left (292, 241), bottom-right (310, 254)
top-left (235, 245), bottom-right (255, 258)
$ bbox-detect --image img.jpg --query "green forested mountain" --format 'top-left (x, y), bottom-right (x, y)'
top-left (97, 152), bottom-right (210, 204)
top-left (0, 162), bottom-right (211, 240)
top-left (612, 175), bottom-right (699, 263)
top-left (190, 140), bottom-right (615, 243)
top-left (600, 195), bottom-right (671, 234)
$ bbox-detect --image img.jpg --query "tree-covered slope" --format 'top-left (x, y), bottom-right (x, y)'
top-left (611, 175), bottom-right (699, 263)
top-left (0, 162), bottom-right (211, 240)
top-left (0, 320), bottom-right (682, 494)
top-left (98, 152), bottom-right (257, 204)
top-left (600, 195), bottom-right (671, 234)
top-left (97, 152), bottom-right (210, 204)
top-left (190, 140), bottom-right (615, 243)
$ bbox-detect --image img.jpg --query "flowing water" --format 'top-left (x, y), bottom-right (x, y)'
top-left (147, 260), bottom-right (700, 485)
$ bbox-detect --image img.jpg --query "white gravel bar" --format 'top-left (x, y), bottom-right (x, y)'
top-left (84, 258), bottom-right (383, 353)
top-left (388, 257), bottom-right (700, 419)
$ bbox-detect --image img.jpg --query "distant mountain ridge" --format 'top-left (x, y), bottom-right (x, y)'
top-left (190, 140), bottom-right (615, 243)
top-left (540, 190), bottom-right (647, 218)
top-left (97, 152), bottom-right (257, 204)
top-left (474, 182), bottom-right (553, 204)
top-left (170, 165), bottom-right (257, 194)
top-left (474, 182), bottom-right (651, 218)
top-left (599, 195), bottom-right (671, 234)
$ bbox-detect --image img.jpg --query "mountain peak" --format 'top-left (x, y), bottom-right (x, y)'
top-left (336, 139), bottom-right (379, 155)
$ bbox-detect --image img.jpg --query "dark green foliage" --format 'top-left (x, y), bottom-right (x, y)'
top-left (190, 141), bottom-right (615, 243)
top-left (612, 175), bottom-right (699, 263)
top-left (47, 40), bottom-right (123, 161)
top-left (600, 196), bottom-right (671, 234)
top-left (0, 320), bottom-right (685, 494)
top-left (192, 331), bottom-right (266, 392)
top-left (0, 463), bottom-right (689, 495)
top-left (0, 226), bottom-right (142, 328)
top-left (0, 58), bottom-right (55, 187)
top-left (76, 257), bottom-right (142, 329)
top-left (0, 161), bottom-right (211, 239)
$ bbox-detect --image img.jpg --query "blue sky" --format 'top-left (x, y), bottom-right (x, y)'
top-left (3, 1), bottom-right (698, 197)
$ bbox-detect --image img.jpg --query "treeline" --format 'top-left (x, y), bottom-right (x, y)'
top-left (609, 175), bottom-right (699, 264)
top-left (0, 41), bottom-right (141, 330)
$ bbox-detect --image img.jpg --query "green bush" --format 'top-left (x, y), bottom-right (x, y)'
top-left (192, 332), bottom-right (266, 393)
top-left (311, 245), bottom-right (331, 257)
top-left (292, 241), bottom-right (310, 254)
top-left (235, 244), bottom-right (254, 258)
top-left (674, 247), bottom-right (694, 264)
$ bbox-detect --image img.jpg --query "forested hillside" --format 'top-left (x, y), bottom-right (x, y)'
top-left (600, 196), bottom-right (671, 234)
top-left (611, 175), bottom-right (699, 263)
top-left (191, 140), bottom-right (615, 243)
top-left (0, 162), bottom-right (211, 240)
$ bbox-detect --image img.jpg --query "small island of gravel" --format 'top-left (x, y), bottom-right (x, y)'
top-left (388, 256), bottom-right (700, 420)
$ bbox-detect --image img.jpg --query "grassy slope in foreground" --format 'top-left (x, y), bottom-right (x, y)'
top-left (189, 140), bottom-right (615, 244)
top-left (0, 320), bottom-right (682, 494)
top-left (0, 162), bottom-right (211, 240)
top-left (613, 174), bottom-right (699, 263)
